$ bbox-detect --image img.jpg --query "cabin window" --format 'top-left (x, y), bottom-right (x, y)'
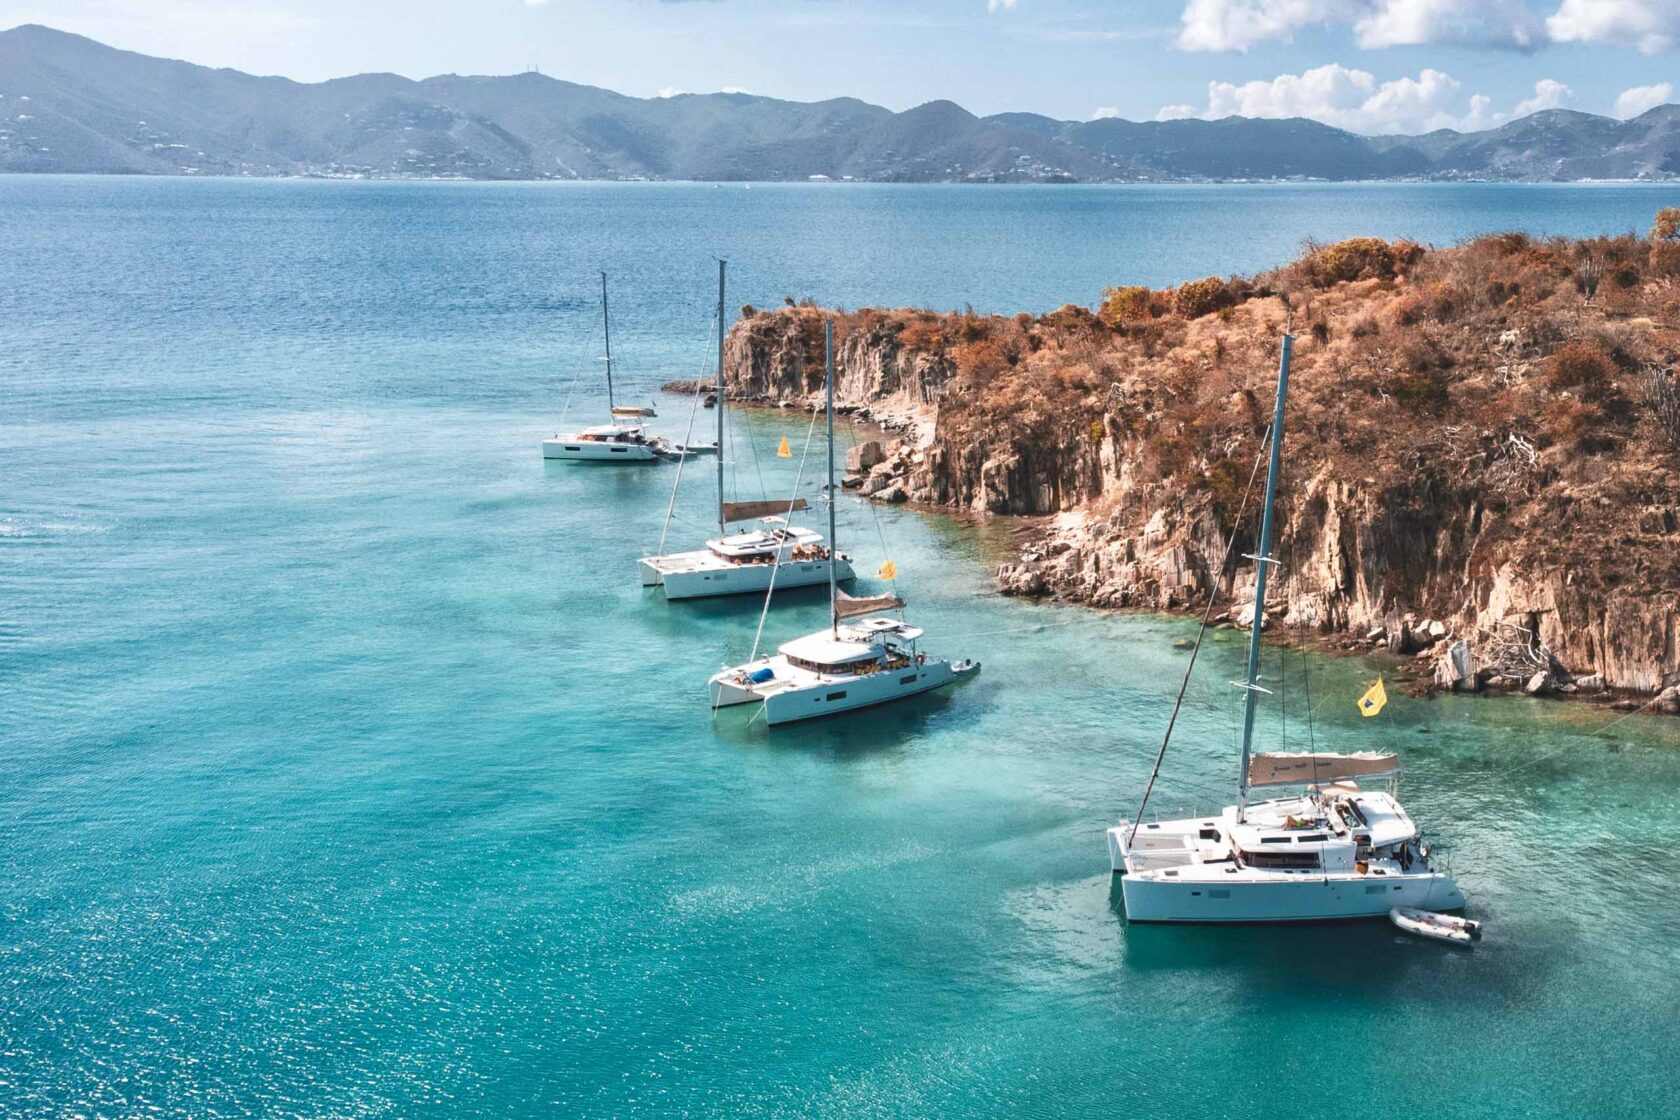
top-left (899, 674), bottom-right (918, 685)
top-left (1209, 889), bottom-right (1230, 899)
top-left (1198, 829), bottom-right (1220, 841)
top-left (610, 447), bottom-right (628, 453)
top-left (1243, 851), bottom-right (1321, 870)
top-left (1297, 834), bottom-right (1328, 842)
top-left (825, 690), bottom-right (848, 701)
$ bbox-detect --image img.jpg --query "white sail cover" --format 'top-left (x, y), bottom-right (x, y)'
top-left (720, 499), bottom-right (810, 523)
top-left (1247, 751), bottom-right (1400, 788)
top-left (611, 405), bottom-right (657, 418)
top-left (834, 590), bottom-right (906, 620)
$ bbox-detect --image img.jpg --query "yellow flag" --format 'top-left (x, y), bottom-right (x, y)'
top-left (776, 436), bottom-right (792, 458)
top-left (1358, 677), bottom-right (1388, 718)
top-left (877, 560), bottom-right (898, 580)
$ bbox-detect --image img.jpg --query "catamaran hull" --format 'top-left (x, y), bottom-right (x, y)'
top-left (1117, 873), bottom-right (1463, 923)
top-left (642, 557), bottom-right (855, 599)
top-left (1109, 833), bottom-right (1464, 922)
top-left (542, 439), bottom-right (661, 461)
top-left (761, 662), bottom-right (972, 725)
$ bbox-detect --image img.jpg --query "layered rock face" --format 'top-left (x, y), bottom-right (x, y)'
top-left (722, 236), bottom-right (1680, 699)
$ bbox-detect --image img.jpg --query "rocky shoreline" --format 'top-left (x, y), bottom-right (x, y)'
top-left (710, 233), bottom-right (1680, 714)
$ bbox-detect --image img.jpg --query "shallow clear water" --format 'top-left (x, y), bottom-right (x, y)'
top-left (3, 177), bottom-right (1679, 1118)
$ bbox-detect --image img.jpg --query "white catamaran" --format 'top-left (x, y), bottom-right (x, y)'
top-left (708, 320), bottom-right (978, 726)
top-left (1107, 333), bottom-right (1465, 923)
top-left (639, 260), bottom-right (855, 599)
top-left (543, 273), bottom-right (670, 462)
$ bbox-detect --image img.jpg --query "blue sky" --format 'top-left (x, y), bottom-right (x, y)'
top-left (4, 0), bottom-right (1676, 133)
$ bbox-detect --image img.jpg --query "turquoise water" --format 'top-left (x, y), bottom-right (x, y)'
top-left (3, 177), bottom-right (1679, 1118)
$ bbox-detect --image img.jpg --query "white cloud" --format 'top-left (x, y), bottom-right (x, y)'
top-left (1614, 81), bottom-right (1674, 118)
top-left (987, 0), bottom-right (1019, 10)
top-left (1512, 78), bottom-right (1571, 116)
top-left (1177, 0), bottom-right (1352, 52)
top-left (1169, 63), bottom-right (1576, 134)
top-left (1175, 0), bottom-right (1610, 52)
top-left (657, 87), bottom-right (686, 99)
top-left (1353, 0), bottom-right (1541, 49)
top-left (1200, 64), bottom-right (1468, 131)
top-left (1547, 0), bottom-right (1680, 54)
top-left (1092, 106), bottom-right (1123, 119)
top-left (719, 86), bottom-right (753, 95)
top-left (522, 0), bottom-right (548, 7)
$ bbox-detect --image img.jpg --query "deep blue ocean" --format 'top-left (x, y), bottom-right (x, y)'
top-left (3, 177), bottom-right (1679, 1118)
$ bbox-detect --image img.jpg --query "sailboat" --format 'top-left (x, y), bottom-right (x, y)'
top-left (639, 260), bottom-right (854, 599)
top-left (1107, 333), bottom-right (1465, 923)
top-left (543, 272), bottom-right (668, 462)
top-left (707, 320), bottom-right (979, 725)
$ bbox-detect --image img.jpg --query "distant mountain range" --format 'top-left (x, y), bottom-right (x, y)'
top-left (4, 24), bottom-right (1680, 183)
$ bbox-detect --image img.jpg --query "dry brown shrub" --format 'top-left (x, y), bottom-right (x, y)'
top-left (1174, 277), bottom-right (1236, 319)
top-left (1547, 341), bottom-right (1617, 394)
top-left (1306, 238), bottom-right (1399, 285)
top-left (1098, 285), bottom-right (1154, 330)
top-left (1474, 232), bottom-right (1533, 257)
top-left (1543, 395), bottom-right (1613, 452)
top-left (1426, 283), bottom-right (1463, 322)
top-left (899, 316), bottom-right (947, 353)
top-left (1392, 296), bottom-right (1424, 326)
top-left (952, 339), bottom-right (1011, 380)
top-left (1039, 303), bottom-right (1103, 335)
top-left (1392, 240), bottom-right (1426, 272)
top-left (1650, 240), bottom-right (1680, 278)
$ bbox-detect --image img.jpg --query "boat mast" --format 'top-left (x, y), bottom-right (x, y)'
top-left (601, 271), bottom-right (615, 412)
top-left (1236, 332), bottom-right (1293, 823)
top-left (715, 259), bottom-right (727, 538)
top-left (826, 319), bottom-right (838, 636)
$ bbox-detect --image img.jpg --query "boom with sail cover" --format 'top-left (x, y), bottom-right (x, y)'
top-left (1246, 752), bottom-right (1400, 788)
top-left (834, 590), bottom-right (906, 620)
top-left (721, 499), bottom-right (810, 523)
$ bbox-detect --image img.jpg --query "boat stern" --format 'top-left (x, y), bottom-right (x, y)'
top-left (1107, 823), bottom-right (1131, 872)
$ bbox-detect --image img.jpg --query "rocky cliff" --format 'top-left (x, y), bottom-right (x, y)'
top-left (722, 234), bottom-right (1680, 704)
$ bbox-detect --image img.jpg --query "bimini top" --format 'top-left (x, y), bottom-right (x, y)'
top-left (577, 423), bottom-right (641, 437)
top-left (844, 617), bottom-right (923, 641)
top-left (611, 405), bottom-right (657, 418)
top-left (1247, 751), bottom-right (1400, 788)
top-left (778, 633), bottom-right (882, 667)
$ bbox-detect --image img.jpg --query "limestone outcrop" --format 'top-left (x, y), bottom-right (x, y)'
top-left (722, 235), bottom-right (1680, 699)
